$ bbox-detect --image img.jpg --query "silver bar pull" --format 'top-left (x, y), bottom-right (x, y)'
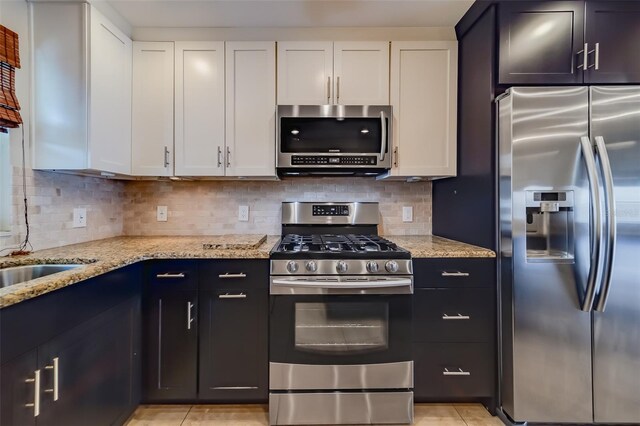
top-left (579, 136), bottom-right (603, 312)
top-left (44, 357), bottom-right (59, 401)
top-left (327, 76), bottom-right (331, 103)
top-left (587, 43), bottom-right (600, 70)
top-left (443, 368), bottom-right (471, 376)
top-left (219, 272), bottom-right (247, 279)
top-left (213, 386), bottom-right (258, 390)
top-left (577, 43), bottom-right (588, 69)
top-left (442, 313), bottom-right (471, 320)
top-left (218, 293), bottom-right (247, 299)
top-left (379, 111), bottom-right (387, 161)
top-left (25, 370), bottom-right (41, 417)
top-left (217, 146), bottom-right (222, 168)
top-left (393, 146), bottom-right (398, 168)
top-left (441, 271), bottom-right (470, 277)
top-left (187, 301), bottom-right (195, 330)
top-left (164, 146), bottom-right (170, 168)
top-left (156, 273), bottom-right (186, 279)
top-left (226, 147), bottom-right (231, 167)
top-left (594, 136), bottom-right (616, 312)
top-left (336, 76), bottom-right (340, 104)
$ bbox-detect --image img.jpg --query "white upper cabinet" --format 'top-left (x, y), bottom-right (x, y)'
top-left (333, 42), bottom-right (389, 105)
top-left (31, 3), bottom-right (132, 175)
top-left (131, 42), bottom-right (175, 177)
top-left (174, 42), bottom-right (225, 177)
top-left (225, 42), bottom-right (276, 177)
top-left (277, 42), bottom-right (333, 105)
top-left (388, 41), bottom-right (458, 179)
top-left (277, 41), bottom-right (389, 105)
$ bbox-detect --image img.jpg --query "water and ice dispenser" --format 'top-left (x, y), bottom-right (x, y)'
top-left (525, 191), bottom-right (575, 261)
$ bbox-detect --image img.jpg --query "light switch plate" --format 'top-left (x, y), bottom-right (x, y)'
top-left (157, 206), bottom-right (168, 222)
top-left (402, 206), bottom-right (413, 223)
top-left (73, 208), bottom-right (87, 228)
top-left (238, 205), bottom-right (249, 222)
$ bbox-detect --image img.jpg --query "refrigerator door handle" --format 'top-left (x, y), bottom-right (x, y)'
top-left (593, 136), bottom-right (617, 312)
top-left (579, 136), bottom-right (604, 312)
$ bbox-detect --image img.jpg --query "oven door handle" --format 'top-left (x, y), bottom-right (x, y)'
top-left (270, 277), bottom-right (413, 295)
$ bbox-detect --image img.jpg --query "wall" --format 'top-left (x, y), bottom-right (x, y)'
top-left (124, 179), bottom-right (431, 236)
top-left (0, 0), bottom-right (125, 253)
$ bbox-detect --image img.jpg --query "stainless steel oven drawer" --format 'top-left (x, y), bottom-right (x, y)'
top-left (269, 391), bottom-right (414, 425)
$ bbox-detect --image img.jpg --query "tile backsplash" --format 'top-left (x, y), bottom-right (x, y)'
top-left (124, 178), bottom-right (432, 236)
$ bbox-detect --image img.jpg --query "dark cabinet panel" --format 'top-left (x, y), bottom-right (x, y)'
top-left (498, 1), bottom-right (585, 84)
top-left (585, 1), bottom-right (640, 83)
top-left (199, 260), bottom-right (268, 402)
top-left (143, 261), bottom-right (199, 401)
top-left (0, 350), bottom-right (38, 426)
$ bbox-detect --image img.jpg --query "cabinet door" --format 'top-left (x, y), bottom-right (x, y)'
top-left (0, 350), bottom-right (38, 426)
top-left (88, 6), bottom-right (132, 175)
top-left (277, 41), bottom-right (334, 105)
top-left (143, 263), bottom-right (198, 401)
top-left (225, 42), bottom-right (276, 177)
top-left (585, 1), bottom-right (640, 83)
top-left (174, 42), bottom-right (226, 177)
top-left (333, 42), bottom-right (389, 105)
top-left (389, 41), bottom-right (457, 178)
top-left (132, 42), bottom-right (174, 176)
top-left (498, 1), bottom-right (585, 84)
top-left (199, 261), bottom-right (268, 402)
top-left (37, 298), bottom-right (139, 426)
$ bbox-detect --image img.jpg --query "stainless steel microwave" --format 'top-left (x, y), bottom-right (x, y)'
top-left (276, 105), bottom-right (392, 176)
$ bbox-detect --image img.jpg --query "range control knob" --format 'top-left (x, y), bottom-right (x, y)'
top-left (305, 261), bottom-right (318, 272)
top-left (287, 261), bottom-right (299, 273)
top-left (385, 260), bottom-right (399, 273)
top-left (336, 261), bottom-right (348, 274)
top-left (366, 261), bottom-right (379, 273)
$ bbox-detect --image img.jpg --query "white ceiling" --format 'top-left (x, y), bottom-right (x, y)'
top-left (104, 0), bottom-right (474, 28)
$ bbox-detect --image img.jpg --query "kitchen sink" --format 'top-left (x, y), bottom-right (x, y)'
top-left (0, 264), bottom-right (85, 288)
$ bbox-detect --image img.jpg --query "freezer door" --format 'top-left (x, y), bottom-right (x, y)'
top-left (591, 86), bottom-right (640, 424)
top-left (499, 87), bottom-right (594, 423)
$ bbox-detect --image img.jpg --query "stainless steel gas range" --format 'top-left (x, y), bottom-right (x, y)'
top-left (269, 202), bottom-right (414, 426)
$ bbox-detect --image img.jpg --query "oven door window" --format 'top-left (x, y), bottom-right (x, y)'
top-left (295, 302), bottom-right (388, 355)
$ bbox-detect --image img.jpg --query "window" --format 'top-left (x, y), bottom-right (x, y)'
top-left (0, 132), bottom-right (11, 234)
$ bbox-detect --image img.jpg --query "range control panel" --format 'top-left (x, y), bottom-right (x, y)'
top-left (291, 156), bottom-right (377, 166)
top-left (312, 205), bottom-right (350, 216)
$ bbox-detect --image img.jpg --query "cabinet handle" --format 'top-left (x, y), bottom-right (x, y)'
top-left (336, 76), bottom-right (340, 104)
top-left (44, 357), bottom-right (59, 401)
top-left (443, 368), bottom-right (471, 376)
top-left (226, 147), bottom-right (231, 167)
top-left (442, 313), bottom-right (471, 320)
top-left (217, 146), bottom-right (222, 168)
top-left (218, 293), bottom-right (247, 299)
top-left (164, 146), bottom-right (170, 168)
top-left (156, 273), bottom-right (186, 279)
top-left (327, 76), bottom-right (331, 104)
top-left (25, 370), bottom-right (41, 417)
top-left (219, 272), bottom-right (247, 279)
top-left (393, 147), bottom-right (398, 168)
top-left (441, 271), bottom-right (470, 277)
top-left (213, 386), bottom-right (258, 390)
top-left (187, 301), bottom-right (195, 330)
top-left (577, 43), bottom-right (588, 70)
top-left (588, 42), bottom-right (600, 70)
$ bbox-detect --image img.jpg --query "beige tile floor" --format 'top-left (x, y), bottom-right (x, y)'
top-left (125, 403), bottom-right (504, 426)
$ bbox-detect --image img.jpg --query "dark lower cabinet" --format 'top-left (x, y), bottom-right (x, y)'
top-left (1, 350), bottom-right (38, 426)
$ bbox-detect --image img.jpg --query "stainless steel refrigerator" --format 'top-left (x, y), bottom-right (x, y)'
top-left (498, 86), bottom-right (640, 424)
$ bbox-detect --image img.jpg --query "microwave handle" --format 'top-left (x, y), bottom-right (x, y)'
top-left (379, 111), bottom-right (387, 162)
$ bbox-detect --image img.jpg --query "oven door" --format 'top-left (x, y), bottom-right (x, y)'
top-left (269, 276), bottom-right (413, 390)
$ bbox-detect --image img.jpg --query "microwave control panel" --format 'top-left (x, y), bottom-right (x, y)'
top-left (291, 155), bottom-right (377, 166)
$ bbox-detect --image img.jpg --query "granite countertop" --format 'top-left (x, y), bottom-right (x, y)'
top-left (0, 234), bottom-right (494, 309)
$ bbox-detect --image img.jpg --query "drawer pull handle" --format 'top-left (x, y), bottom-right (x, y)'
top-left (219, 273), bottom-right (247, 279)
top-left (25, 370), bottom-right (41, 417)
top-left (443, 368), bottom-right (471, 376)
top-left (156, 273), bottom-right (185, 279)
top-left (441, 271), bottom-right (470, 277)
top-left (218, 293), bottom-right (247, 299)
top-left (442, 313), bottom-right (471, 320)
top-left (44, 357), bottom-right (59, 401)
top-left (187, 301), bottom-right (195, 330)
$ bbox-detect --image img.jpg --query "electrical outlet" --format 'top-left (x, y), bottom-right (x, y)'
top-left (402, 206), bottom-right (413, 223)
top-left (157, 206), bottom-right (168, 222)
top-left (238, 205), bottom-right (249, 222)
top-left (73, 208), bottom-right (87, 228)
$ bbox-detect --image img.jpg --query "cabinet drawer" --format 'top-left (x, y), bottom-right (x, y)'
top-left (414, 342), bottom-right (493, 399)
top-left (200, 260), bottom-right (269, 290)
top-left (414, 259), bottom-right (494, 288)
top-left (147, 260), bottom-right (198, 291)
top-left (414, 288), bottom-right (493, 342)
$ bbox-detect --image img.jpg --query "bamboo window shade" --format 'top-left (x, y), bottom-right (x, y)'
top-left (0, 25), bottom-right (22, 130)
